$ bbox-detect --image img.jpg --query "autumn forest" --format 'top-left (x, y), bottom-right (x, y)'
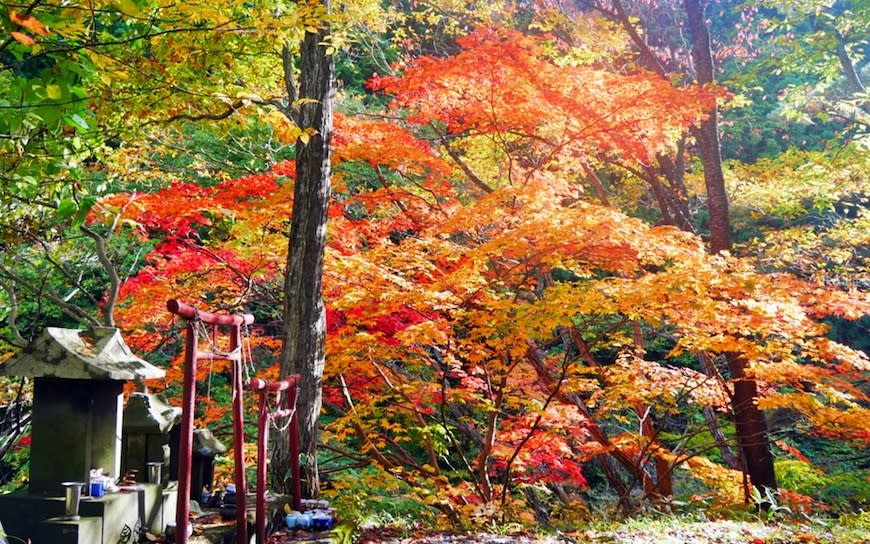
top-left (1, 0), bottom-right (869, 541)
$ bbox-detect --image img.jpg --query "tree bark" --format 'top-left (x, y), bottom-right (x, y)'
top-left (275, 1), bottom-right (335, 499)
top-left (833, 28), bottom-right (865, 93)
top-left (683, 0), bottom-right (777, 495)
top-left (725, 353), bottom-right (777, 494)
top-left (683, 0), bottom-right (731, 254)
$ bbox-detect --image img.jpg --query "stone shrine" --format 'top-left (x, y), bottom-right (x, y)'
top-left (0, 327), bottom-right (172, 544)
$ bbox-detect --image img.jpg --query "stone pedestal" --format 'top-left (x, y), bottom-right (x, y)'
top-left (140, 483), bottom-right (178, 534)
top-left (0, 491), bottom-right (65, 543)
top-left (0, 486), bottom-right (178, 544)
top-left (35, 517), bottom-right (102, 544)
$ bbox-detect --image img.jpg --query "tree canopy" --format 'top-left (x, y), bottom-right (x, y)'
top-left (1, 0), bottom-right (868, 530)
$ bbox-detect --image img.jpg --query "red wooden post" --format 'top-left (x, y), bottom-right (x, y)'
top-left (166, 300), bottom-right (254, 544)
top-left (168, 299), bottom-right (254, 327)
top-left (174, 320), bottom-right (197, 544)
top-left (248, 377), bottom-right (301, 539)
top-left (288, 384), bottom-right (302, 512)
top-left (255, 389), bottom-right (268, 544)
top-left (230, 324), bottom-right (248, 544)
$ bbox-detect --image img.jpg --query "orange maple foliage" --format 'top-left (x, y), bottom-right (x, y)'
top-left (371, 28), bottom-right (721, 176)
top-left (94, 26), bottom-right (869, 522)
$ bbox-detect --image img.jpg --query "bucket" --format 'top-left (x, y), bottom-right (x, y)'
top-left (147, 462), bottom-right (162, 484)
top-left (61, 482), bottom-right (85, 520)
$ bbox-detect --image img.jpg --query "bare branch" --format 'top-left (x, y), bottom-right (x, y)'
top-left (0, 279), bottom-right (27, 347)
top-left (80, 225), bottom-right (119, 327)
top-left (431, 124), bottom-right (493, 195)
top-left (156, 99), bottom-right (246, 125)
top-left (0, 262), bottom-right (100, 326)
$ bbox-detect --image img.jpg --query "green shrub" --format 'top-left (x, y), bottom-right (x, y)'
top-left (775, 459), bottom-right (870, 511)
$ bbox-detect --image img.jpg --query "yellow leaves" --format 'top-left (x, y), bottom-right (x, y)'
top-left (760, 391), bottom-right (870, 444)
top-left (265, 111), bottom-right (319, 145)
top-left (601, 353), bottom-right (730, 411)
top-left (116, 0), bottom-right (142, 17)
top-left (683, 456), bottom-right (744, 504)
top-left (45, 84), bottom-right (62, 100)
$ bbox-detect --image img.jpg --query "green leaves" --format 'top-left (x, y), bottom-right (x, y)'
top-left (56, 199), bottom-right (77, 221)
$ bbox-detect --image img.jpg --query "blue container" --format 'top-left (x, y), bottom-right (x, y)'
top-left (286, 511), bottom-right (312, 530)
top-left (311, 511), bottom-right (333, 531)
top-left (89, 481), bottom-right (105, 498)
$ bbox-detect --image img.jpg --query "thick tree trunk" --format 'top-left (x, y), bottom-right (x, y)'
top-left (684, 0), bottom-right (777, 495)
top-left (726, 353), bottom-right (777, 494)
top-left (274, 2), bottom-right (335, 498)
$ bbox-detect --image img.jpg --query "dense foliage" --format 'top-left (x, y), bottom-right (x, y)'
top-left (1, 0), bottom-right (868, 531)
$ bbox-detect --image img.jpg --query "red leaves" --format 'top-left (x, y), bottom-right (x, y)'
top-left (374, 305), bottom-right (431, 340)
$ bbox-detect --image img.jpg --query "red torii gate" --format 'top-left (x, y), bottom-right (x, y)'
top-left (167, 300), bottom-right (302, 544)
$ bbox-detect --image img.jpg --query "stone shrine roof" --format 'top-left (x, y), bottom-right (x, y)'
top-left (124, 392), bottom-right (181, 432)
top-left (194, 428), bottom-right (227, 456)
top-left (0, 327), bottom-right (164, 381)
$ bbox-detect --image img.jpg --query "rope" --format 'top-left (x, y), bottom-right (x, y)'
top-left (184, 310), bottom-right (297, 433)
top-left (241, 321), bottom-right (255, 384)
top-left (268, 392), bottom-right (296, 432)
top-left (205, 359), bottom-right (213, 406)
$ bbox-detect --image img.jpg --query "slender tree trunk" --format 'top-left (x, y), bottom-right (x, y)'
top-left (683, 0), bottom-right (730, 254)
top-left (275, 1), bottom-right (335, 498)
top-left (684, 0), bottom-right (777, 495)
top-left (833, 29), bottom-right (865, 93)
top-left (581, 0), bottom-right (778, 500)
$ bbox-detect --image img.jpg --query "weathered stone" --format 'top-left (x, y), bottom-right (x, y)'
top-left (29, 378), bottom-right (124, 492)
top-left (0, 328), bottom-right (164, 493)
top-left (35, 516), bottom-right (102, 544)
top-left (194, 428), bottom-right (227, 456)
top-left (122, 393), bottom-right (182, 483)
top-left (0, 327), bottom-right (164, 381)
top-left (0, 328), bottom-right (171, 543)
top-left (124, 393), bottom-right (181, 433)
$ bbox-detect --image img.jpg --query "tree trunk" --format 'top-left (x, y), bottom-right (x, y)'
top-left (275, 2), bottom-right (335, 498)
top-left (684, 0), bottom-right (777, 495)
top-left (833, 28), bottom-right (865, 93)
top-left (726, 353), bottom-right (777, 494)
top-left (683, 0), bottom-right (730, 254)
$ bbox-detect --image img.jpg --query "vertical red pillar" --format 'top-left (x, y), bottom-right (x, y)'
top-left (175, 321), bottom-right (197, 544)
top-left (288, 384), bottom-right (302, 512)
top-left (255, 390), bottom-right (269, 544)
top-left (230, 324), bottom-right (248, 544)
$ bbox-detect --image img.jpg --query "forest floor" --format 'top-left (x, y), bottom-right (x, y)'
top-left (256, 518), bottom-right (869, 544)
top-left (183, 509), bottom-right (869, 543)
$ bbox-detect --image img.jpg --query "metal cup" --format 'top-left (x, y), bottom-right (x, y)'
top-left (147, 462), bottom-right (162, 484)
top-left (61, 481), bottom-right (85, 520)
